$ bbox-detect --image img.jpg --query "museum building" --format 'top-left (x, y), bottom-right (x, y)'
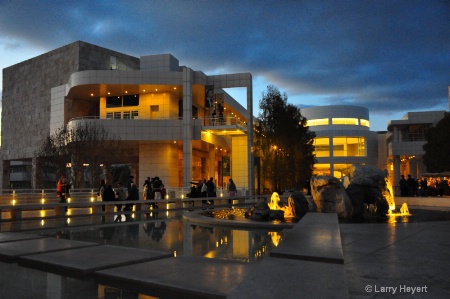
top-left (0, 41), bottom-right (254, 193)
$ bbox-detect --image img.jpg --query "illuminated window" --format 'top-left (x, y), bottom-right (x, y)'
top-left (333, 164), bottom-right (353, 178)
top-left (360, 119), bottom-right (370, 127)
top-left (332, 136), bottom-right (365, 157)
top-left (313, 137), bottom-right (330, 157)
top-left (306, 118), bottom-right (329, 126)
top-left (313, 164), bottom-right (331, 176)
top-left (332, 118), bottom-right (358, 125)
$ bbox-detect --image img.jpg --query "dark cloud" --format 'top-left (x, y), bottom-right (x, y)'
top-left (0, 0), bottom-right (449, 130)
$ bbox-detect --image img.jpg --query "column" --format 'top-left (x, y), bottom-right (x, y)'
top-left (182, 68), bottom-right (193, 188)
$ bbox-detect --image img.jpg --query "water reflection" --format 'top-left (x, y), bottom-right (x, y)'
top-left (43, 218), bottom-right (284, 263)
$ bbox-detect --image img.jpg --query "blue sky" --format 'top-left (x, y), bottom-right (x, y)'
top-left (0, 0), bottom-right (449, 131)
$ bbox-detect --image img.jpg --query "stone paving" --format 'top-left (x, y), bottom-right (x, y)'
top-left (0, 204), bottom-right (449, 298)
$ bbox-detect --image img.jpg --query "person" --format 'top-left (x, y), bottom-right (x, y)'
top-left (102, 183), bottom-right (115, 202)
top-left (407, 175), bottom-right (415, 197)
top-left (98, 179), bottom-right (107, 211)
top-left (143, 177), bottom-right (151, 200)
top-left (124, 182), bottom-right (139, 211)
top-left (115, 183), bottom-right (126, 222)
top-left (227, 178), bottom-right (237, 197)
top-left (227, 178), bottom-right (237, 205)
top-left (206, 177), bottom-right (216, 205)
top-left (127, 176), bottom-right (134, 195)
top-left (56, 174), bottom-right (68, 212)
top-left (153, 176), bottom-right (164, 200)
top-left (217, 102), bottom-right (224, 125)
top-left (399, 175), bottom-right (408, 197)
top-left (420, 178), bottom-right (428, 197)
top-left (201, 179), bottom-right (208, 206)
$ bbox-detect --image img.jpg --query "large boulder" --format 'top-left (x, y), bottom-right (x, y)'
top-left (311, 176), bottom-right (353, 218)
top-left (347, 165), bottom-right (391, 218)
top-left (288, 190), bottom-right (309, 218)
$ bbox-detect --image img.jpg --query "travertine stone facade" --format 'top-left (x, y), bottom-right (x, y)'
top-left (1, 41), bottom-right (139, 160)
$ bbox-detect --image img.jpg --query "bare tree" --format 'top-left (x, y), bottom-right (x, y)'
top-left (34, 122), bottom-right (125, 189)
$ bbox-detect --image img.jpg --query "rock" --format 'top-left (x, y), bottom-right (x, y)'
top-left (347, 165), bottom-right (391, 218)
top-left (311, 176), bottom-right (353, 218)
top-left (289, 190), bottom-right (309, 217)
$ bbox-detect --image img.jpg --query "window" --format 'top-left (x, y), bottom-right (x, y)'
top-left (123, 94), bottom-right (139, 106)
top-left (132, 111), bottom-right (139, 119)
top-left (307, 118), bottom-right (329, 126)
top-left (332, 118), bottom-right (358, 125)
top-left (113, 112), bottom-right (121, 119)
top-left (313, 164), bottom-right (331, 176)
top-left (313, 137), bottom-right (330, 157)
top-left (360, 119), bottom-right (370, 127)
top-left (106, 112), bottom-right (113, 119)
top-left (106, 96), bottom-right (122, 108)
top-left (106, 95), bottom-right (139, 107)
top-left (123, 111), bottom-right (131, 119)
top-left (332, 136), bottom-right (365, 157)
top-left (150, 105), bottom-right (159, 112)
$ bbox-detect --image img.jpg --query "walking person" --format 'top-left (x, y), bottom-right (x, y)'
top-left (57, 174), bottom-right (68, 212)
top-left (153, 177), bottom-right (164, 200)
top-left (206, 177), bottom-right (216, 205)
top-left (227, 178), bottom-right (237, 205)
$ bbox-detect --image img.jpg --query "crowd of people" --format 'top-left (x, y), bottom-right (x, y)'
top-left (399, 174), bottom-right (450, 197)
top-left (58, 173), bottom-right (239, 217)
top-left (187, 177), bottom-right (238, 205)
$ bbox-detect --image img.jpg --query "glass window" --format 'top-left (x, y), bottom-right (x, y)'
top-left (333, 164), bottom-right (353, 178)
top-left (313, 137), bottom-right (330, 157)
top-left (113, 112), bottom-right (121, 119)
top-left (132, 111), bottom-right (139, 119)
top-left (123, 111), bottom-right (131, 119)
top-left (106, 96), bottom-right (122, 108)
top-left (313, 164), bottom-right (331, 176)
top-left (332, 118), bottom-right (358, 125)
top-left (307, 118), bottom-right (329, 126)
top-left (332, 136), bottom-right (365, 157)
top-left (123, 94), bottom-right (139, 106)
top-left (106, 112), bottom-right (113, 119)
top-left (360, 119), bottom-right (370, 127)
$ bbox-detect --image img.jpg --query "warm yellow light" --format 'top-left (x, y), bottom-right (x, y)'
top-left (90, 197), bottom-right (95, 202)
top-left (107, 92), bottom-right (110, 95)
top-left (67, 218), bottom-right (71, 224)
top-left (12, 199), bottom-right (16, 205)
top-left (41, 198), bottom-right (45, 204)
top-left (216, 241), bottom-right (219, 247)
top-left (125, 91), bottom-right (128, 93)
top-left (67, 197), bottom-right (71, 203)
top-left (181, 194), bottom-right (184, 199)
top-left (90, 93), bottom-right (94, 96)
top-left (41, 220), bottom-right (45, 226)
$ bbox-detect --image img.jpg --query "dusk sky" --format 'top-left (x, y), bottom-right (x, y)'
top-left (0, 0), bottom-right (449, 131)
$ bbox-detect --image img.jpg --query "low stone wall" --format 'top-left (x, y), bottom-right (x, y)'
top-left (394, 196), bottom-right (450, 207)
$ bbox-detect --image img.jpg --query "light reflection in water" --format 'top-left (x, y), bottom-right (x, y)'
top-left (47, 219), bottom-right (284, 263)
